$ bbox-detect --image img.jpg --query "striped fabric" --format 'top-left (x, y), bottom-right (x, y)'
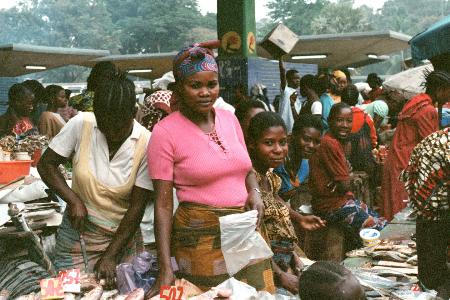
top-left (53, 212), bottom-right (143, 272)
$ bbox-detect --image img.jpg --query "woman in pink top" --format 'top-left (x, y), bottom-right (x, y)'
top-left (147, 42), bottom-right (274, 297)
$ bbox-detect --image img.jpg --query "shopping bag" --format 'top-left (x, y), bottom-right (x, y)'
top-left (219, 210), bottom-right (273, 276)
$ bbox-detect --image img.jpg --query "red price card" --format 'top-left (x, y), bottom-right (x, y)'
top-left (58, 269), bottom-right (81, 293)
top-left (40, 278), bottom-right (64, 300)
top-left (160, 286), bottom-right (184, 300)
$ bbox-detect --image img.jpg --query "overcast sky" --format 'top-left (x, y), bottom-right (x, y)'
top-left (1, 0), bottom-right (387, 20)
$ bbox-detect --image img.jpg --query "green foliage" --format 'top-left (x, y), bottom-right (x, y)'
top-left (266, 0), bottom-right (329, 35)
top-left (0, 0), bottom-right (216, 82)
top-left (310, 1), bottom-right (373, 34)
top-left (372, 0), bottom-right (450, 35)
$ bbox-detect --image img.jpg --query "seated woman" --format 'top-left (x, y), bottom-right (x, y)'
top-left (39, 85), bottom-right (77, 139)
top-left (401, 128), bottom-right (450, 299)
top-left (273, 115), bottom-right (322, 209)
top-left (246, 112), bottom-right (325, 295)
top-left (0, 83), bottom-right (36, 138)
top-left (309, 103), bottom-right (386, 234)
top-left (37, 73), bottom-right (152, 288)
top-left (147, 42), bottom-right (274, 297)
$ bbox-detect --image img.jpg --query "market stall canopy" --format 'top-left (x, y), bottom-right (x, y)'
top-left (257, 31), bottom-right (411, 69)
top-left (410, 15), bottom-right (450, 64)
top-left (0, 43), bottom-right (110, 77)
top-left (82, 52), bottom-right (178, 80)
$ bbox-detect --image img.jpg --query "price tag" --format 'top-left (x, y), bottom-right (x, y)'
top-left (160, 286), bottom-right (184, 300)
top-left (58, 269), bottom-right (81, 293)
top-left (40, 278), bottom-right (64, 300)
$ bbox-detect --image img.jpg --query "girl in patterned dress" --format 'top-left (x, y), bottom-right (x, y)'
top-left (247, 111), bottom-right (325, 295)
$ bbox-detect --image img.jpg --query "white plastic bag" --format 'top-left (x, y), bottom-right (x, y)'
top-left (219, 210), bottom-right (273, 276)
top-left (0, 181), bottom-right (48, 203)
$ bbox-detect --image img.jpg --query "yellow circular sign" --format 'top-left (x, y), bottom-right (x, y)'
top-left (247, 31), bottom-right (256, 54)
top-left (221, 31), bottom-right (242, 53)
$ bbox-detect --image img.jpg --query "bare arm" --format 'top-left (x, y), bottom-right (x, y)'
top-left (245, 170), bottom-right (264, 227)
top-left (279, 56), bottom-right (286, 92)
top-left (37, 148), bottom-right (87, 230)
top-left (146, 180), bottom-right (175, 298)
top-left (275, 194), bottom-right (325, 231)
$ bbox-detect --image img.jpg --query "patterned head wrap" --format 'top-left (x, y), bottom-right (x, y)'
top-left (173, 41), bottom-right (220, 81)
top-left (141, 90), bottom-right (172, 131)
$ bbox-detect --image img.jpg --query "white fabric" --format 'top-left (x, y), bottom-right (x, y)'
top-left (278, 86), bottom-right (300, 134)
top-left (383, 63), bottom-right (433, 99)
top-left (49, 112), bottom-right (153, 190)
top-left (213, 97), bottom-right (235, 113)
top-left (311, 101), bottom-right (322, 115)
top-left (140, 189), bottom-right (179, 244)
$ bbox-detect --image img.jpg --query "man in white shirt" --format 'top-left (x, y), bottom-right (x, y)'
top-left (279, 68), bottom-right (302, 134)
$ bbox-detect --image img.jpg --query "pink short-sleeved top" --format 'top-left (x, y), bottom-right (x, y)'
top-left (147, 109), bottom-right (252, 207)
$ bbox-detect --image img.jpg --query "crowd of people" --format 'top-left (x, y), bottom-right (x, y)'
top-left (0, 40), bottom-right (449, 298)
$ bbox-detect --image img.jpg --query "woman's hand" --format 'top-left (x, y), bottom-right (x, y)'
top-left (278, 272), bottom-right (299, 294)
top-left (245, 189), bottom-right (264, 228)
top-left (68, 198), bottom-right (87, 232)
top-left (94, 254), bottom-right (117, 289)
top-left (145, 271), bottom-right (176, 299)
top-left (294, 214), bottom-right (326, 231)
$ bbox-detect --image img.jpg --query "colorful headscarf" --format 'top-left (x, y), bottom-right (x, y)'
top-left (141, 90), bottom-right (172, 131)
top-left (173, 41), bottom-right (220, 81)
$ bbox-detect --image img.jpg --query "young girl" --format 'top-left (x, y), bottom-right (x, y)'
top-left (274, 115), bottom-right (323, 209)
top-left (247, 112), bottom-right (325, 295)
top-left (309, 103), bottom-right (386, 233)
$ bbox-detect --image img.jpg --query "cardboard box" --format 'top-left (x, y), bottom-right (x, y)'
top-left (260, 23), bottom-right (299, 58)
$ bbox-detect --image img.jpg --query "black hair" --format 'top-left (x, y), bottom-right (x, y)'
top-left (235, 99), bottom-right (267, 123)
top-left (292, 114), bottom-right (323, 136)
top-left (167, 82), bottom-right (176, 92)
top-left (93, 72), bottom-right (136, 122)
top-left (342, 68), bottom-right (352, 83)
top-left (45, 85), bottom-right (64, 104)
top-left (423, 70), bottom-right (450, 97)
top-left (366, 73), bottom-right (382, 86)
top-left (8, 83), bottom-right (33, 105)
top-left (317, 73), bottom-right (332, 95)
top-left (22, 80), bottom-right (45, 103)
top-left (300, 74), bottom-right (319, 93)
top-left (341, 84), bottom-right (360, 106)
top-left (286, 69), bottom-right (299, 81)
top-left (423, 70), bottom-right (450, 128)
top-left (299, 261), bottom-right (363, 300)
top-left (65, 89), bottom-right (72, 99)
top-left (87, 61), bottom-right (118, 92)
top-left (247, 111), bottom-right (287, 145)
top-left (328, 102), bottom-right (351, 124)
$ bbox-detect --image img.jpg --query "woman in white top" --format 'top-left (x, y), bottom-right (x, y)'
top-left (38, 73), bottom-right (152, 288)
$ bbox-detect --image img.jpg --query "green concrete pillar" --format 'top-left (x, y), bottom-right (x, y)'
top-left (217, 0), bottom-right (257, 103)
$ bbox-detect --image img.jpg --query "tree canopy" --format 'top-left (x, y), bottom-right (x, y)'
top-left (0, 0), bottom-right (449, 81)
